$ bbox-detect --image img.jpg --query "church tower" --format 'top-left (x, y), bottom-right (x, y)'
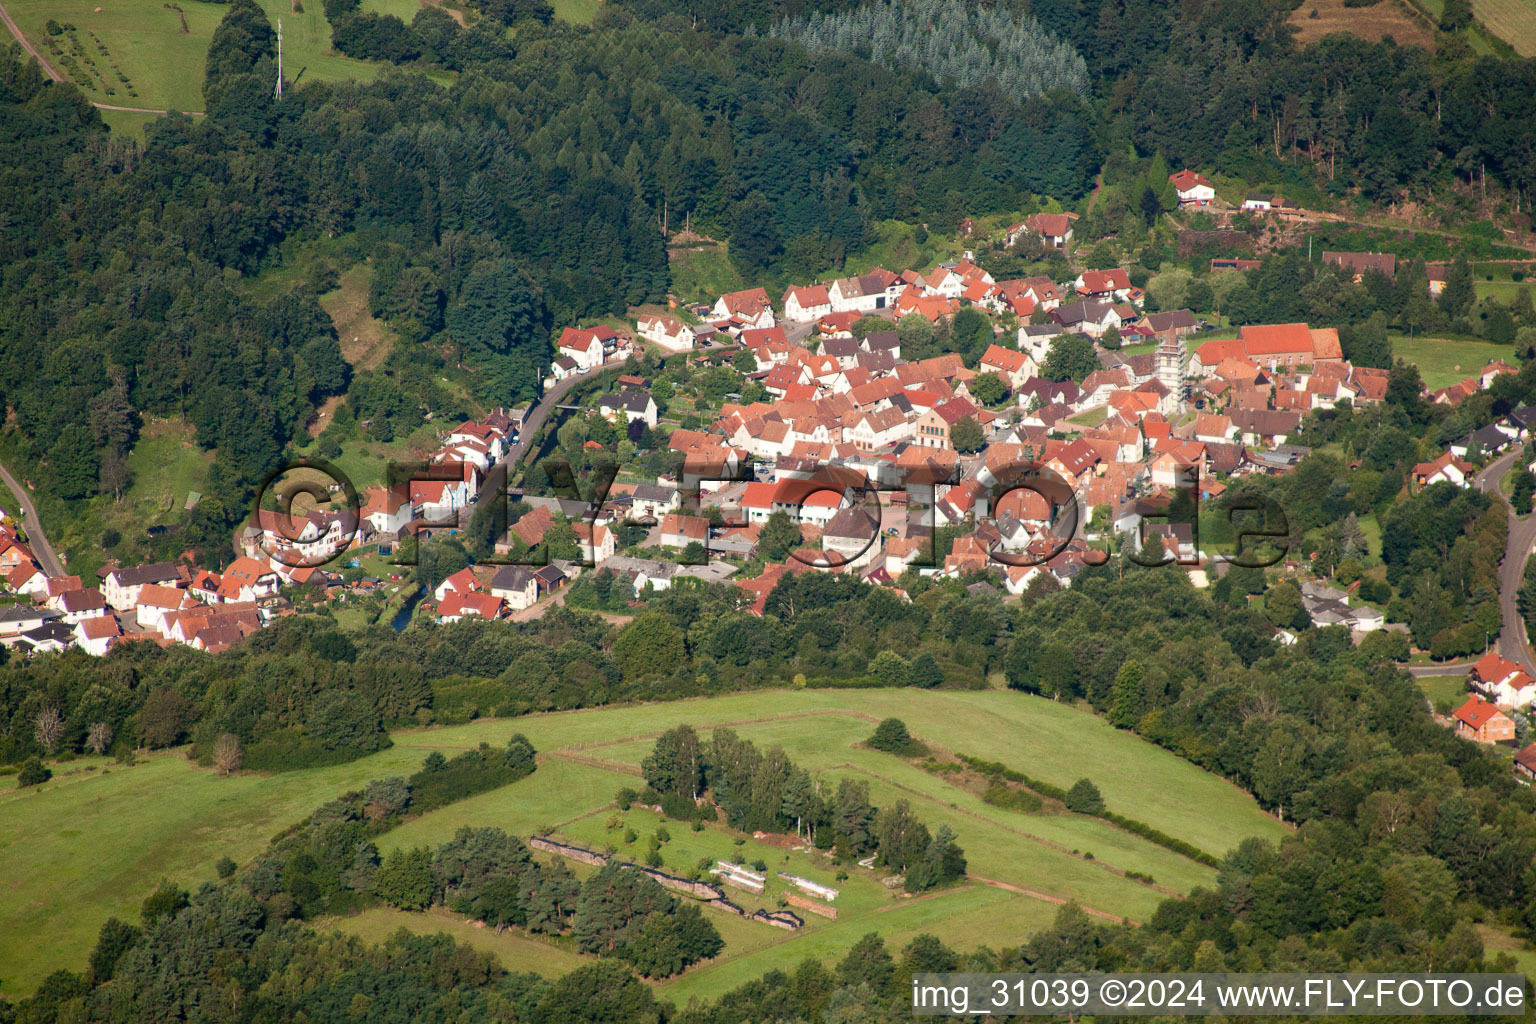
top-left (1155, 327), bottom-right (1186, 410)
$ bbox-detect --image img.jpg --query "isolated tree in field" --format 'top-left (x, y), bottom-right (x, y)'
top-left (86, 721), bottom-right (114, 756)
top-left (1064, 777), bottom-right (1104, 815)
top-left (33, 706), bottom-right (64, 755)
top-left (868, 717), bottom-right (921, 755)
top-left (213, 733), bottom-right (243, 776)
top-left (17, 756), bottom-right (50, 788)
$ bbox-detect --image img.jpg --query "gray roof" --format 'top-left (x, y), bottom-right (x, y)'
top-left (0, 605), bottom-right (57, 625)
top-left (491, 565), bottom-right (536, 590)
top-left (1144, 309), bottom-right (1196, 332)
top-left (631, 484), bottom-right (678, 503)
top-left (599, 391), bottom-right (654, 414)
top-left (105, 562), bottom-right (179, 587)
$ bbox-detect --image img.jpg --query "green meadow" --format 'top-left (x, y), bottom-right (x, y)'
top-left (0, 688), bottom-right (1286, 997)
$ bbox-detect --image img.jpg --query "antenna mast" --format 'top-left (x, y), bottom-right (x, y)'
top-left (275, 19), bottom-right (283, 99)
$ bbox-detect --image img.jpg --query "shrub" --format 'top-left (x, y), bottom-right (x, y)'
top-left (215, 856), bottom-right (238, 879)
top-left (982, 782), bottom-right (1042, 813)
top-left (17, 757), bottom-right (50, 787)
top-left (616, 787), bottom-right (638, 810)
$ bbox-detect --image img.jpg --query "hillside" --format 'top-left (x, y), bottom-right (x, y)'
top-left (0, 688), bottom-right (1284, 995)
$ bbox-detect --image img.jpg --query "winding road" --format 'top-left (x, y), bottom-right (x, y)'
top-left (0, 461), bottom-right (65, 576)
top-left (1472, 449), bottom-right (1536, 674)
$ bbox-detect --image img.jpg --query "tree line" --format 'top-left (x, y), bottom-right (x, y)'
top-left (642, 723), bottom-right (966, 890)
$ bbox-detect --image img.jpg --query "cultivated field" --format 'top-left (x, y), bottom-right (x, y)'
top-left (1287, 0), bottom-right (1435, 49)
top-left (1391, 336), bottom-right (1515, 388)
top-left (0, 689), bottom-right (1287, 997)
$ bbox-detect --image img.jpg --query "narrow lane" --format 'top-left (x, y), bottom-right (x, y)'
top-left (0, 460), bottom-right (65, 576)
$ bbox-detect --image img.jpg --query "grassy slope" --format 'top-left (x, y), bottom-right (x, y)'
top-left (0, 689), bottom-right (1285, 996)
top-left (1468, 0), bottom-right (1536, 55)
top-left (0, 743), bottom-right (432, 993)
top-left (1391, 336), bottom-right (1515, 389)
top-left (551, 0), bottom-right (600, 23)
top-left (5, 0), bottom-right (388, 113)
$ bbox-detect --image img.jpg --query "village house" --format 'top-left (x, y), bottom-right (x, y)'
top-left (713, 287), bottom-right (777, 328)
top-left (75, 615), bottom-right (120, 657)
top-left (437, 591), bottom-right (505, 623)
top-left (781, 285), bottom-right (832, 322)
top-left (1323, 251), bottom-right (1396, 282)
top-left (914, 398), bottom-right (982, 450)
top-left (1169, 170), bottom-right (1216, 206)
top-left (629, 484), bottom-right (681, 521)
top-left (978, 344), bottom-right (1034, 389)
top-left (1072, 268), bottom-right (1134, 303)
top-left (659, 513), bottom-right (710, 550)
top-left (597, 389), bottom-right (659, 429)
top-left (819, 508), bottom-right (881, 570)
top-left (218, 557), bottom-right (282, 603)
top-left (1468, 650), bottom-right (1535, 708)
top-left (101, 563), bottom-right (182, 611)
top-left (135, 584), bottom-right (185, 631)
top-left (1412, 451), bottom-right (1476, 489)
top-left (1453, 695), bottom-right (1515, 744)
top-left (489, 565), bottom-right (539, 611)
top-left (556, 326), bottom-right (623, 370)
top-left (828, 270), bottom-right (900, 314)
top-left (636, 314), bottom-right (697, 352)
top-left (50, 587), bottom-right (106, 625)
top-left (362, 485), bottom-right (413, 538)
top-left (1007, 212), bottom-right (1078, 249)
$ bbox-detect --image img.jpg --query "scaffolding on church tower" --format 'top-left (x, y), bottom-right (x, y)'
top-left (1155, 327), bottom-right (1188, 410)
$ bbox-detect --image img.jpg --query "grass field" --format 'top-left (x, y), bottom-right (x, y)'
top-left (24, 418), bottom-right (215, 580)
top-left (4, 0), bottom-right (392, 113)
top-left (327, 905), bottom-right (590, 976)
top-left (1390, 336), bottom-right (1514, 389)
top-left (669, 243), bottom-right (745, 305)
top-left (0, 742), bottom-right (436, 994)
top-left (1469, 0), bottom-right (1536, 54)
top-left (0, 689), bottom-right (1286, 996)
top-left (551, 0), bottom-right (600, 22)
top-left (321, 264), bottom-right (396, 372)
top-left (1417, 675), bottom-right (1469, 713)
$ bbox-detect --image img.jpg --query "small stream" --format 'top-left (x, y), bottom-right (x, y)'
top-left (389, 588), bottom-right (423, 632)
